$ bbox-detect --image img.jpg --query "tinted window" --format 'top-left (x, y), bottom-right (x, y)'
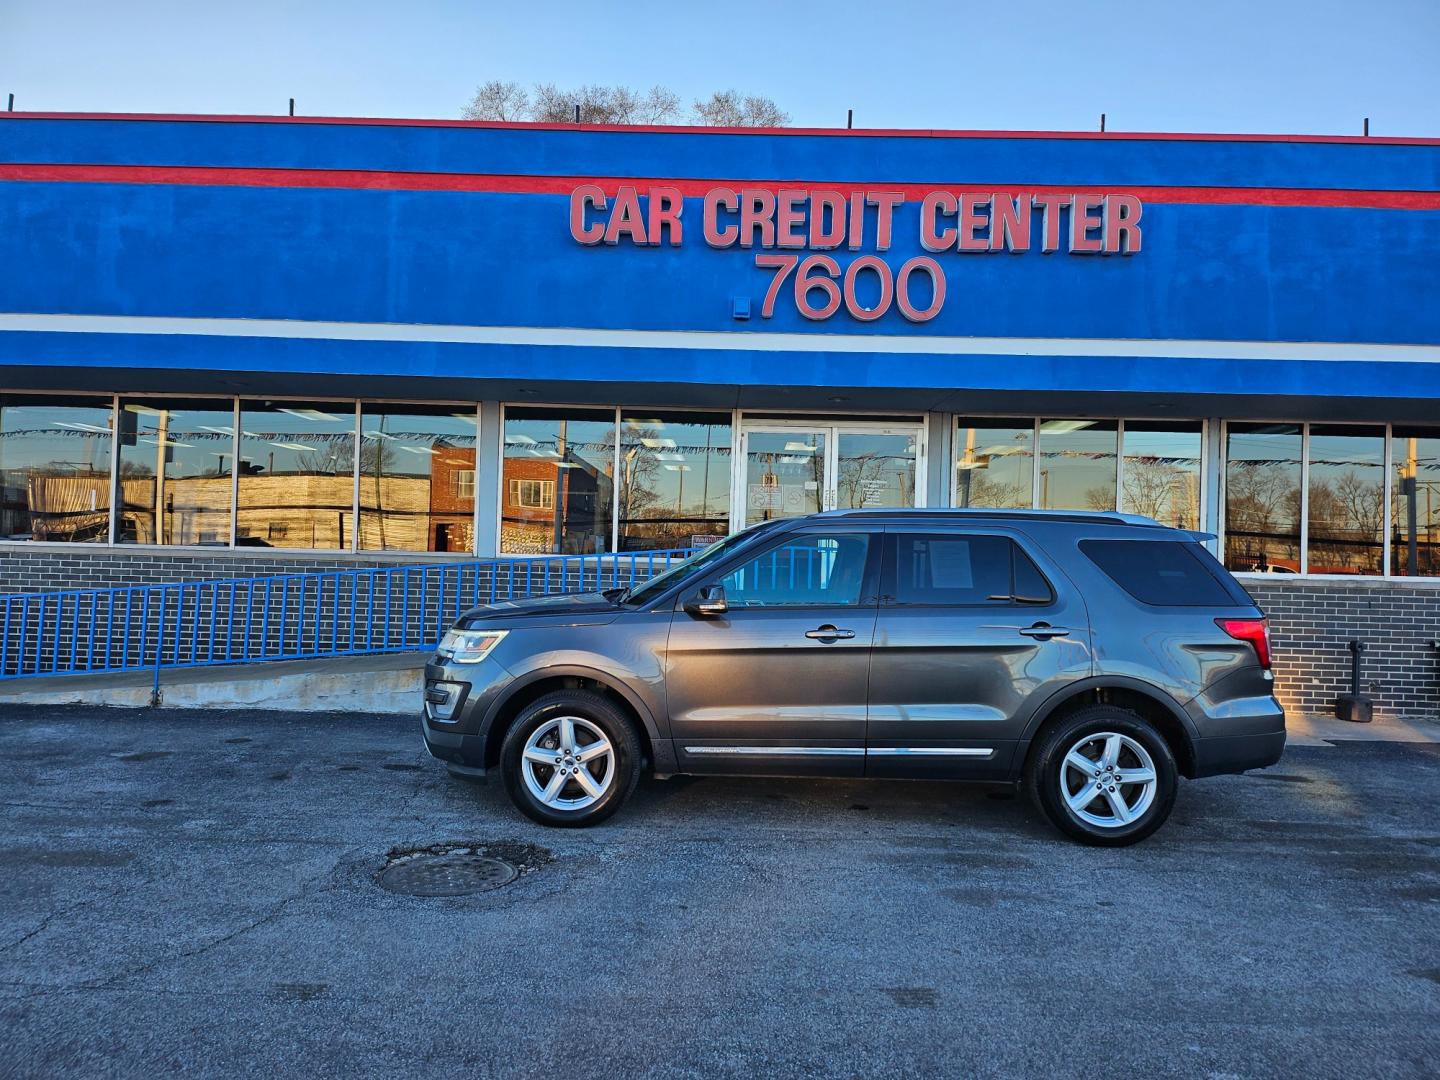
top-left (720, 533), bottom-right (871, 607)
top-left (1081, 540), bottom-right (1236, 606)
top-left (886, 534), bottom-right (1053, 606)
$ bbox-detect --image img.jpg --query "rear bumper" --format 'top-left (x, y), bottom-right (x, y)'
top-left (1191, 728), bottom-right (1287, 778)
top-left (1184, 685), bottom-right (1286, 778)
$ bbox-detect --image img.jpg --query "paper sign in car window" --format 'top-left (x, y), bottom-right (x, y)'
top-left (927, 540), bottom-right (975, 589)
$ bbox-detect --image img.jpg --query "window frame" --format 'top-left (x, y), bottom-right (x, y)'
top-left (1219, 419), bottom-right (1421, 581)
top-left (952, 416), bottom-right (1208, 533)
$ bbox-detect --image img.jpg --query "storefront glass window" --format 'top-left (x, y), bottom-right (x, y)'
top-left (1120, 421), bottom-right (1203, 529)
top-left (1038, 419), bottom-right (1118, 511)
top-left (359, 405), bottom-right (478, 553)
top-left (954, 419), bottom-right (1034, 508)
top-left (236, 400), bottom-right (356, 549)
top-left (502, 407), bottom-right (615, 554)
top-left (618, 411), bottom-right (731, 551)
top-left (1391, 428), bottom-right (1440, 577)
top-left (0, 395), bottom-right (114, 543)
top-left (1224, 423), bottom-right (1302, 573)
top-left (1304, 425), bottom-right (1385, 575)
top-left (115, 399), bottom-right (235, 546)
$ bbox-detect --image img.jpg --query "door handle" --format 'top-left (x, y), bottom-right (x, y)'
top-left (1019, 623), bottom-right (1071, 639)
top-left (805, 625), bottom-right (855, 641)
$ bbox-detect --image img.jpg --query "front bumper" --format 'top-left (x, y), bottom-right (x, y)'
top-left (420, 654), bottom-right (515, 771)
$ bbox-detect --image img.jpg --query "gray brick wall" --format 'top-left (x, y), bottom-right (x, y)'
top-left (1246, 579), bottom-right (1440, 721)
top-left (3, 548), bottom-right (1438, 719)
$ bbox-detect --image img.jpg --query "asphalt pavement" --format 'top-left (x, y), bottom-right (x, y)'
top-left (1, 706), bottom-right (1438, 1079)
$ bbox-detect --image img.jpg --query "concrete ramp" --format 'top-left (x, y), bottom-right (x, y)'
top-left (0, 652), bottom-right (427, 715)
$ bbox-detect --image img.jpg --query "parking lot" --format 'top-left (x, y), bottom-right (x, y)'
top-left (2, 707), bottom-right (1438, 1079)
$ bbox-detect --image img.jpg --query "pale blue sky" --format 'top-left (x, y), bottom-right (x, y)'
top-left (3, 0), bottom-right (1438, 135)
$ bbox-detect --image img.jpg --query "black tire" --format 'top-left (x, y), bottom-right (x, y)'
top-left (499, 690), bottom-right (642, 827)
top-left (1025, 705), bottom-right (1178, 846)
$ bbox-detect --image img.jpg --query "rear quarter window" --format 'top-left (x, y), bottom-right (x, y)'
top-left (1080, 539), bottom-right (1239, 607)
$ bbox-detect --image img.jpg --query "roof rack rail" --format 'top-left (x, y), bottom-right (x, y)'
top-left (819, 508), bottom-right (1165, 527)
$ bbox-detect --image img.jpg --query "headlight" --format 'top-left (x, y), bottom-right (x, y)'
top-left (437, 628), bottom-right (509, 664)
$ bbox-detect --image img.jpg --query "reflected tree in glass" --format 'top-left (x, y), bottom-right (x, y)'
top-left (1391, 429), bottom-right (1440, 577)
top-left (954, 421), bottom-right (1033, 508)
top-left (1224, 424), bottom-right (1301, 572)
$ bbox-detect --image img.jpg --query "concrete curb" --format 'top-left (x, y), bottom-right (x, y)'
top-left (0, 652), bottom-right (428, 715)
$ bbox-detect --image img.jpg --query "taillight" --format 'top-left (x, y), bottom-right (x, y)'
top-left (1216, 617), bottom-right (1272, 670)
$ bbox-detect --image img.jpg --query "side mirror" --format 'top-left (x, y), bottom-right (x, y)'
top-left (683, 584), bottom-right (728, 617)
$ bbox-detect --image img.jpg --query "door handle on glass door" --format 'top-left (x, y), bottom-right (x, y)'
top-left (1018, 623), bottom-right (1071, 639)
top-left (805, 625), bottom-right (855, 641)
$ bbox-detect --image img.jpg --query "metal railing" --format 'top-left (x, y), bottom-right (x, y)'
top-left (0, 549), bottom-right (693, 689)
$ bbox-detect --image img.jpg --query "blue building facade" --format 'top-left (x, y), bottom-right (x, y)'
top-left (1, 113), bottom-right (1438, 714)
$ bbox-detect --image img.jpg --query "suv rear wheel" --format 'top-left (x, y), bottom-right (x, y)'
top-left (500, 690), bottom-right (642, 827)
top-left (1026, 705), bottom-right (1178, 846)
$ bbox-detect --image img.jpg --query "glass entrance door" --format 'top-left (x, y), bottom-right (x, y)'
top-left (737, 423), bottom-right (923, 530)
top-left (741, 429), bottom-right (827, 527)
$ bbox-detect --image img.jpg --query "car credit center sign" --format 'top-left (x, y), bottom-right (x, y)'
top-left (569, 185), bottom-right (1143, 323)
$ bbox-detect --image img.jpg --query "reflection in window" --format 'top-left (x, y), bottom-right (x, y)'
top-left (0, 395), bottom-right (113, 542)
top-left (1306, 425), bottom-right (1385, 576)
top-left (744, 430), bottom-right (825, 527)
top-left (236, 400), bottom-right (356, 549)
top-left (836, 430), bottom-right (917, 511)
top-left (720, 534), bottom-right (870, 607)
top-left (1225, 423), bottom-right (1301, 573)
top-left (116, 399), bottom-right (235, 546)
top-left (359, 405), bottom-right (477, 553)
top-left (1038, 419), bottom-right (1118, 510)
top-left (1392, 428), bottom-right (1440, 577)
top-left (1120, 421), bottom-right (1202, 529)
top-left (502, 408), bottom-right (615, 554)
top-left (954, 420), bottom-right (1034, 508)
top-left (619, 412), bottom-right (731, 551)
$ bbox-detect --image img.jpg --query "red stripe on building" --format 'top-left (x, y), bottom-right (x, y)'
top-left (1, 162), bottom-right (1437, 210)
top-left (4, 112), bottom-right (1440, 145)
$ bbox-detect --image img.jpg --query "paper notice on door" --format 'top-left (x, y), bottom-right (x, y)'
top-left (747, 484), bottom-right (783, 511)
top-left (782, 485), bottom-right (810, 513)
top-left (860, 479), bottom-right (889, 507)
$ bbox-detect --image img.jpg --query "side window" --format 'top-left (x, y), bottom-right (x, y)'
top-left (885, 533), bottom-right (1054, 606)
top-left (1080, 539), bottom-right (1237, 606)
top-left (719, 533), bottom-right (872, 608)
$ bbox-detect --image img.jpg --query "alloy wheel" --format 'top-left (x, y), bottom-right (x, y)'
top-left (1058, 731), bottom-right (1158, 829)
top-left (520, 716), bottom-right (615, 811)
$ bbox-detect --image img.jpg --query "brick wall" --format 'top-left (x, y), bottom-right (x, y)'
top-left (0, 547), bottom-right (445, 593)
top-left (3, 548), bottom-right (1438, 719)
top-left (1246, 579), bottom-right (1440, 721)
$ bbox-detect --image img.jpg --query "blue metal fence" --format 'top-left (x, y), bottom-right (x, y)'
top-left (0, 549), bottom-right (692, 685)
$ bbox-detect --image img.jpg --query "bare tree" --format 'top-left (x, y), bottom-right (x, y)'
top-left (461, 81), bottom-right (785, 127)
top-left (461, 80), bottom-right (530, 122)
top-left (692, 90), bottom-right (789, 127)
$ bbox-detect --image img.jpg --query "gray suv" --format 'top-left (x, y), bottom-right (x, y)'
top-left (422, 510), bottom-right (1284, 845)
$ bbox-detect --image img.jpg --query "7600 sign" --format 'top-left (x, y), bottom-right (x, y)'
top-left (756, 253), bottom-right (945, 323)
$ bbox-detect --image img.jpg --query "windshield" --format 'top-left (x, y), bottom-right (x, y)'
top-left (621, 522), bottom-right (782, 606)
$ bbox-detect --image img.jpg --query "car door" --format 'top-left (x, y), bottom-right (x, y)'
top-left (666, 525), bottom-right (881, 776)
top-left (866, 526), bottom-right (1093, 778)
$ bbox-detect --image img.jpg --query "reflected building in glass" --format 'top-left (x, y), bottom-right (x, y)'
top-left (0, 396), bottom-right (113, 542)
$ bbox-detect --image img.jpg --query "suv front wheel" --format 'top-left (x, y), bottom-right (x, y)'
top-left (499, 690), bottom-right (642, 827)
top-left (1026, 705), bottom-right (1178, 846)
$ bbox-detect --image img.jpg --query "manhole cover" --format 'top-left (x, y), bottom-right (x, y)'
top-left (378, 853), bottom-right (518, 897)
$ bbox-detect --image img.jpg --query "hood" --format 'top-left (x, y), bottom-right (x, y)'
top-left (458, 590), bottom-right (623, 628)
